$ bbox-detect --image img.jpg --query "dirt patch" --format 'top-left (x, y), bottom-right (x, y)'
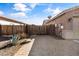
top-left (0, 38), bottom-right (31, 56)
top-left (0, 44), bottom-right (21, 56)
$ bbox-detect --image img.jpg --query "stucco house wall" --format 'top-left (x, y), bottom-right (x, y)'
top-left (0, 16), bottom-right (26, 35)
top-left (0, 20), bottom-right (22, 25)
top-left (44, 6), bottom-right (79, 39)
top-left (0, 16), bottom-right (25, 25)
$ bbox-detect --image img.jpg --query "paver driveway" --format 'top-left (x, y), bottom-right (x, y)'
top-left (29, 35), bottom-right (79, 56)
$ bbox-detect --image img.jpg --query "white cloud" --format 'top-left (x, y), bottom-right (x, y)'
top-left (13, 3), bottom-right (38, 12)
top-left (53, 8), bottom-right (61, 15)
top-left (10, 12), bottom-right (26, 17)
top-left (44, 7), bottom-right (53, 13)
top-left (25, 18), bottom-right (43, 25)
top-left (30, 3), bottom-right (38, 9)
top-left (0, 10), bottom-right (4, 15)
top-left (44, 7), bottom-right (62, 16)
top-left (13, 3), bottom-right (31, 12)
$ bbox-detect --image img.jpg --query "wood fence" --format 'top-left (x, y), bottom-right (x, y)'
top-left (0, 24), bottom-right (56, 36)
top-left (27, 24), bottom-right (56, 35)
top-left (0, 25), bottom-right (27, 35)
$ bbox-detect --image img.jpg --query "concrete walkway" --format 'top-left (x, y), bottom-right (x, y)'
top-left (29, 35), bottom-right (79, 56)
top-left (14, 39), bottom-right (35, 56)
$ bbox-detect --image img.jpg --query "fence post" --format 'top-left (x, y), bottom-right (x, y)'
top-left (0, 24), bottom-right (2, 36)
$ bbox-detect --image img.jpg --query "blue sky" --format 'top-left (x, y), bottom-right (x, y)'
top-left (0, 3), bottom-right (79, 25)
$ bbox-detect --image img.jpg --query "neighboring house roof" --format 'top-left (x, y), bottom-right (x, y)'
top-left (45, 6), bottom-right (79, 24)
top-left (0, 16), bottom-right (26, 24)
top-left (43, 19), bottom-right (49, 25)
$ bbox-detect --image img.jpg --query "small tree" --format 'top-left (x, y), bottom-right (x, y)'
top-left (47, 15), bottom-right (52, 19)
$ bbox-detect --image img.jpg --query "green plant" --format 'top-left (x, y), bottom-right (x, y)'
top-left (10, 34), bottom-right (20, 45)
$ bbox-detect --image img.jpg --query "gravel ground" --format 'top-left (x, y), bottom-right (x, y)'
top-left (0, 44), bottom-right (22, 56)
top-left (0, 38), bottom-right (29, 56)
top-left (29, 35), bottom-right (79, 56)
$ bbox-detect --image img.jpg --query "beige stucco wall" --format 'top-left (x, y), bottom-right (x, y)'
top-left (0, 20), bottom-right (22, 25)
top-left (62, 30), bottom-right (79, 39)
top-left (46, 8), bottom-right (79, 30)
top-left (45, 8), bottom-right (79, 39)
